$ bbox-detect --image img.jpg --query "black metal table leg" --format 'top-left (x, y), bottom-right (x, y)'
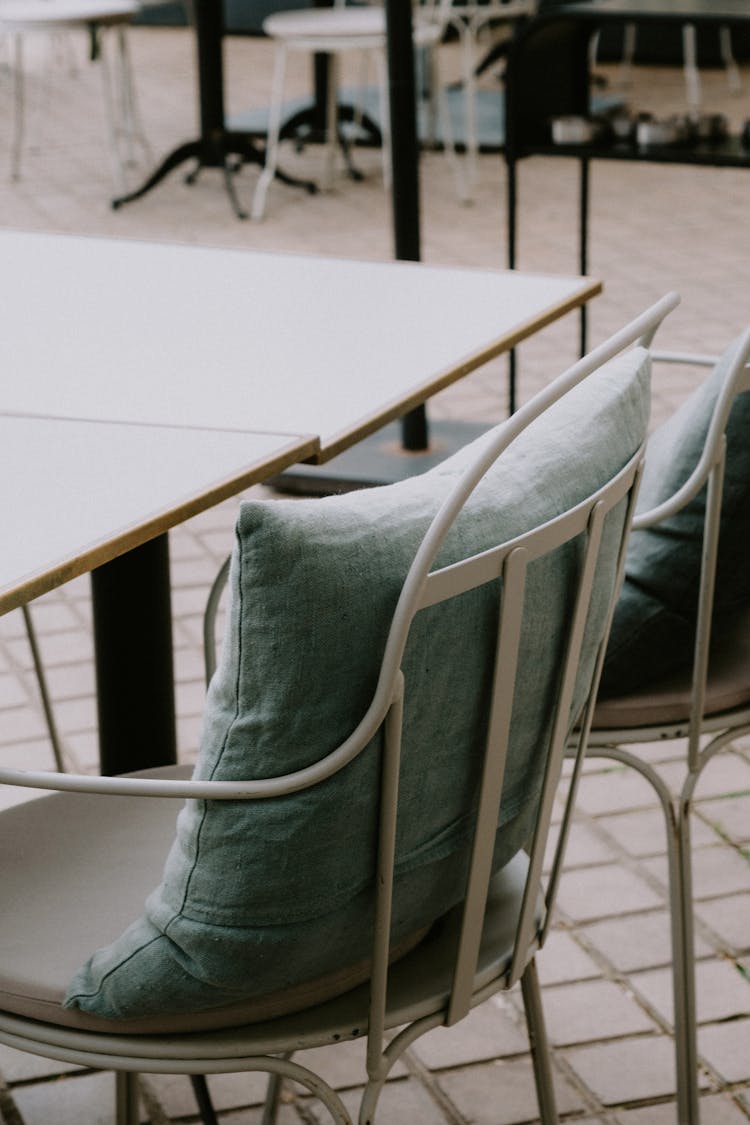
top-left (579, 155), bottom-right (590, 357)
top-left (111, 0), bottom-right (314, 216)
top-left (91, 534), bottom-right (176, 776)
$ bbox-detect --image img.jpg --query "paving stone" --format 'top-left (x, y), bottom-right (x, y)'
top-left (631, 959), bottom-right (750, 1026)
top-left (410, 996), bottom-right (529, 1068)
top-left (546, 817), bottom-right (619, 871)
top-left (149, 1070), bottom-right (271, 1117)
top-left (564, 1035), bottom-right (677, 1105)
top-left (698, 1018), bottom-right (750, 1083)
top-left (42, 660), bottom-right (97, 700)
top-left (698, 794), bottom-right (750, 846)
top-left (661, 753), bottom-right (750, 800)
top-left (697, 893), bottom-right (750, 956)
top-left (438, 1056), bottom-right (585, 1123)
top-left (556, 863), bottom-right (664, 923)
top-left (338, 1075), bottom-right (453, 1124)
top-left (574, 768), bottom-right (661, 816)
top-left (536, 929), bottom-right (602, 985)
top-left (643, 845), bottom-right (750, 900)
top-left (601, 806), bottom-right (716, 857)
top-left (292, 1037), bottom-right (407, 1090)
top-left (0, 705), bottom-right (49, 743)
top-left (0, 1045), bottom-right (81, 1083)
top-left (580, 908), bottom-right (713, 973)
top-left (542, 978), bottom-right (657, 1045)
top-left (0, 674), bottom-right (30, 709)
top-left (12, 1069), bottom-right (116, 1125)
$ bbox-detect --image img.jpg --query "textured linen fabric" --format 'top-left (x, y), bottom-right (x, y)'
top-left (601, 336), bottom-right (750, 697)
top-left (65, 348), bottom-right (650, 1025)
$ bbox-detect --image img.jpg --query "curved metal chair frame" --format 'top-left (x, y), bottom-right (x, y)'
top-left (583, 331), bottom-right (750, 1125)
top-left (0, 295), bottom-right (677, 1125)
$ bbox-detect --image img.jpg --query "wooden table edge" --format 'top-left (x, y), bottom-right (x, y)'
top-left (0, 431), bottom-right (318, 616)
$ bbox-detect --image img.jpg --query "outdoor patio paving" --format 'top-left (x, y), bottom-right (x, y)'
top-left (0, 18), bottom-right (749, 1124)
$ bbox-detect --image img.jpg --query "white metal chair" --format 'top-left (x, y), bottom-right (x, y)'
top-left (585, 329), bottom-right (750, 1125)
top-left (443, 0), bottom-right (536, 195)
top-left (601, 20), bottom-right (742, 110)
top-left (251, 0), bottom-right (465, 219)
top-left (0, 0), bottom-right (150, 190)
top-left (0, 295), bottom-right (676, 1125)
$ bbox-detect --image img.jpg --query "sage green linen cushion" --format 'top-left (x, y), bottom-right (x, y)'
top-left (64, 348), bottom-right (650, 1025)
top-left (600, 337), bottom-right (750, 696)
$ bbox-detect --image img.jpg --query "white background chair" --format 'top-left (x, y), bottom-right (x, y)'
top-left (443, 0), bottom-right (536, 195)
top-left (252, 0), bottom-right (464, 219)
top-left (0, 0), bottom-right (150, 190)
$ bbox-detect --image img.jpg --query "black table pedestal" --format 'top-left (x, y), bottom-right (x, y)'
top-left (111, 0), bottom-right (315, 218)
top-left (112, 129), bottom-right (315, 220)
top-left (91, 535), bottom-right (177, 777)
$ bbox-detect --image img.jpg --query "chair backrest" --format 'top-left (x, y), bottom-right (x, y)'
top-left (10, 297), bottom-right (676, 1041)
top-left (365, 407), bottom-right (643, 1041)
top-left (597, 329), bottom-right (750, 763)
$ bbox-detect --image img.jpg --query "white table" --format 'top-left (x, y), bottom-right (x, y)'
top-left (0, 231), bottom-right (600, 772)
top-left (0, 230), bottom-right (600, 458)
top-left (0, 414), bottom-right (316, 616)
top-left (0, 413), bottom-right (316, 773)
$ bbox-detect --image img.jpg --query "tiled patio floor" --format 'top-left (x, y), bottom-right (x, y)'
top-left (0, 21), bottom-right (749, 1124)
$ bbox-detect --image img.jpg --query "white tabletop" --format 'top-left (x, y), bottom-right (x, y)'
top-left (0, 231), bottom-right (600, 460)
top-left (0, 414), bottom-right (316, 614)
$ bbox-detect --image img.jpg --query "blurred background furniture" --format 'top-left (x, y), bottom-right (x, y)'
top-left (252, 0), bottom-right (464, 219)
top-left (597, 18), bottom-right (742, 108)
top-left (0, 0), bottom-right (149, 191)
top-left (587, 329), bottom-right (750, 1125)
top-left (444, 0), bottom-right (536, 194)
top-left (503, 0), bottom-right (750, 360)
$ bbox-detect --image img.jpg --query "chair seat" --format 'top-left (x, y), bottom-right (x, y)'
top-left (0, 765), bottom-right (532, 1040)
top-left (0, 0), bottom-right (136, 30)
top-left (263, 7), bottom-right (442, 51)
top-left (593, 608), bottom-right (750, 731)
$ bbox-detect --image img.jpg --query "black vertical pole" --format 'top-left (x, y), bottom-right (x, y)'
top-left (579, 156), bottom-right (589, 357)
top-left (92, 535), bottom-right (177, 775)
top-left (384, 0), bottom-right (429, 451)
top-left (507, 156), bottom-right (517, 415)
top-left (195, 0), bottom-right (225, 140)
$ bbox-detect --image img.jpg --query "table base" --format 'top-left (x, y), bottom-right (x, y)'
top-left (273, 418), bottom-right (491, 495)
top-left (110, 130), bottom-right (317, 219)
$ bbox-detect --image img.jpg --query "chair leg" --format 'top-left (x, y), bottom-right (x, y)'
top-left (682, 23), bottom-right (701, 114)
top-left (719, 25), bottom-right (742, 94)
top-left (10, 31), bottom-right (24, 181)
top-left (115, 1072), bottom-right (140, 1125)
top-left (430, 42), bottom-right (468, 204)
top-left (520, 959), bottom-right (558, 1125)
top-left (22, 605), bottom-right (65, 771)
top-left (375, 48), bottom-right (391, 190)
top-left (261, 1071), bottom-right (284, 1125)
top-left (190, 1075), bottom-right (220, 1125)
top-left (252, 41), bottom-right (288, 220)
top-left (460, 22), bottom-right (478, 196)
top-left (674, 803), bottom-right (701, 1125)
